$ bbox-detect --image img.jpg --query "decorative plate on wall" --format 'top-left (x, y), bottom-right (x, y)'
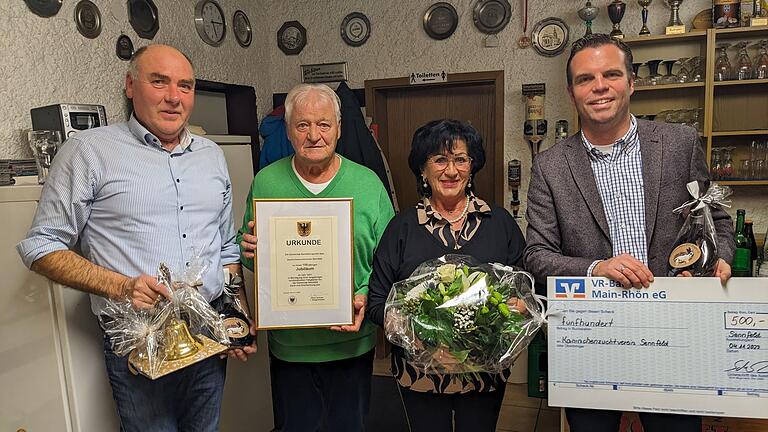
top-left (128, 0), bottom-right (159, 40)
top-left (341, 12), bottom-right (371, 47)
top-left (233, 10), bottom-right (252, 48)
top-left (473, 0), bottom-right (512, 34)
top-left (531, 17), bottom-right (570, 57)
top-left (194, 0), bottom-right (226, 47)
top-left (74, 0), bottom-right (102, 39)
top-left (277, 21), bottom-right (307, 55)
top-left (423, 2), bottom-right (459, 40)
top-left (24, 0), bottom-right (62, 18)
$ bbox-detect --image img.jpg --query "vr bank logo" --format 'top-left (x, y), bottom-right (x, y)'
top-left (555, 278), bottom-right (586, 299)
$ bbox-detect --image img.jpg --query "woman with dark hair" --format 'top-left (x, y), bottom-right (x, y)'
top-left (367, 119), bottom-right (526, 431)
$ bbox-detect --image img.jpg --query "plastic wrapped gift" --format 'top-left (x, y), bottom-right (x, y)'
top-left (384, 254), bottom-right (545, 375)
top-left (668, 181), bottom-right (731, 277)
top-left (100, 259), bottom-right (229, 379)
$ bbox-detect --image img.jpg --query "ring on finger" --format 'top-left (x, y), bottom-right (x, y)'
top-left (617, 264), bottom-right (625, 272)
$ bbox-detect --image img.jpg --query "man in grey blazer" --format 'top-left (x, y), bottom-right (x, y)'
top-left (524, 34), bottom-right (734, 432)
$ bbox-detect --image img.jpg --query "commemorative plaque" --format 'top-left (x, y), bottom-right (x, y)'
top-left (252, 199), bottom-right (354, 329)
top-left (473, 0), bottom-right (512, 34)
top-left (531, 17), bottom-right (570, 57)
top-left (423, 2), bottom-right (459, 40)
top-left (277, 20), bottom-right (307, 55)
top-left (341, 12), bottom-right (371, 47)
top-left (116, 34), bottom-right (135, 61)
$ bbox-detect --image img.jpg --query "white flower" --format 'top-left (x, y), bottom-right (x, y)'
top-left (437, 264), bottom-right (457, 284)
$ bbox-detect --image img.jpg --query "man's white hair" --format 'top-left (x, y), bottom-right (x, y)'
top-left (284, 84), bottom-right (341, 125)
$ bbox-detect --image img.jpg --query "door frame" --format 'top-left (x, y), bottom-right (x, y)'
top-left (364, 70), bottom-right (505, 205)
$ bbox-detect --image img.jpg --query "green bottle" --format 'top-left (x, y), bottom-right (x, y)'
top-left (732, 209), bottom-right (751, 277)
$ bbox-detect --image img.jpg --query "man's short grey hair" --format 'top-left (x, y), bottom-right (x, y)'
top-left (284, 84), bottom-right (341, 125)
top-left (127, 45), bottom-right (195, 79)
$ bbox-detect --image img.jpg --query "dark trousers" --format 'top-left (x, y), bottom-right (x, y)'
top-left (103, 331), bottom-right (227, 432)
top-left (565, 408), bottom-right (702, 432)
top-left (398, 385), bottom-right (507, 432)
top-left (270, 349), bottom-right (375, 432)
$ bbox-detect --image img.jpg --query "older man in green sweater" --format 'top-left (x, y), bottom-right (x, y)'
top-left (238, 83), bottom-right (394, 432)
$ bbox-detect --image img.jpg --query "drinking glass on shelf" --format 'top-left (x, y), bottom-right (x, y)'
top-left (710, 147), bottom-right (722, 180)
top-left (753, 40), bottom-right (768, 80)
top-left (721, 146), bottom-right (735, 179)
top-left (660, 59), bottom-right (678, 84)
top-left (645, 59), bottom-right (663, 85)
top-left (676, 56), bottom-right (690, 82)
top-left (733, 41), bottom-right (753, 80)
top-left (740, 159), bottom-right (752, 179)
top-left (689, 56), bottom-right (704, 82)
top-left (714, 44), bottom-right (732, 81)
top-left (27, 130), bottom-right (61, 184)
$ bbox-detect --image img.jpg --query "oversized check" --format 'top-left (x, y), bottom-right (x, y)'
top-left (547, 277), bottom-right (768, 419)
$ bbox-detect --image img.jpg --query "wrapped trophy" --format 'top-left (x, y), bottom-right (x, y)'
top-left (668, 181), bottom-right (731, 277)
top-left (384, 255), bottom-right (545, 375)
top-left (100, 258), bottom-right (229, 379)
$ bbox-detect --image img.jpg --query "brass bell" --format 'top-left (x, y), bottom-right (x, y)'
top-left (162, 318), bottom-right (202, 360)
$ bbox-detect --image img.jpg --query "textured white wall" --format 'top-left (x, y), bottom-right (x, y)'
top-left (1, 0), bottom-right (765, 234)
top-left (0, 0), bottom-right (271, 158)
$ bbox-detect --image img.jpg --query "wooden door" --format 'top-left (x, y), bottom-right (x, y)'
top-left (365, 71), bottom-right (504, 211)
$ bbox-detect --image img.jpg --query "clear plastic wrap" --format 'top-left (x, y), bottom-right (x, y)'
top-left (669, 181), bottom-right (732, 276)
top-left (99, 258), bottom-right (228, 379)
top-left (384, 254), bottom-right (545, 375)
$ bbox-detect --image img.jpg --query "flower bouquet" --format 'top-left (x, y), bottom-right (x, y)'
top-left (384, 255), bottom-right (544, 375)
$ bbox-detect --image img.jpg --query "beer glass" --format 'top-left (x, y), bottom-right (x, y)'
top-left (27, 130), bottom-right (61, 184)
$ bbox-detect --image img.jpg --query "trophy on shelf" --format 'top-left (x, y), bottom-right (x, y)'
top-left (664, 0), bottom-right (686, 35)
top-left (638, 0), bottom-right (653, 35)
top-left (608, 0), bottom-right (627, 39)
top-left (577, 1), bottom-right (600, 36)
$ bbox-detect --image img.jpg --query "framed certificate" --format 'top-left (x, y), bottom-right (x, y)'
top-left (253, 198), bottom-right (354, 329)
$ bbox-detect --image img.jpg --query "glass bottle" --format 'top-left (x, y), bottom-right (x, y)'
top-left (732, 209), bottom-right (752, 277)
top-left (218, 273), bottom-right (254, 348)
top-left (745, 220), bottom-right (758, 276)
top-left (668, 213), bottom-right (718, 276)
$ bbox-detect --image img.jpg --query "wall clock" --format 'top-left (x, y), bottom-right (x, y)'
top-left (233, 10), bottom-right (252, 48)
top-left (195, 0), bottom-right (226, 47)
top-left (127, 0), bottom-right (159, 40)
top-left (341, 12), bottom-right (371, 47)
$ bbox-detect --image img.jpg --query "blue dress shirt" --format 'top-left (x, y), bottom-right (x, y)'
top-left (17, 115), bottom-right (240, 315)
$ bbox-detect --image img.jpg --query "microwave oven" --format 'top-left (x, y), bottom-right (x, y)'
top-left (31, 104), bottom-right (107, 139)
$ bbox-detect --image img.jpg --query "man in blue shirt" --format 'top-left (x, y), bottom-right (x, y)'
top-left (17, 44), bottom-right (255, 431)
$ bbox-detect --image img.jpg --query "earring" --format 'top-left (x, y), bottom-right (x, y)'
top-left (422, 176), bottom-right (428, 190)
top-left (467, 176), bottom-right (472, 189)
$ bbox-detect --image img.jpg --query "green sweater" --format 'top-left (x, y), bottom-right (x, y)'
top-left (238, 156), bottom-right (394, 362)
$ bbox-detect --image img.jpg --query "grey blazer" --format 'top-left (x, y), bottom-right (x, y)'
top-left (523, 119), bottom-right (735, 288)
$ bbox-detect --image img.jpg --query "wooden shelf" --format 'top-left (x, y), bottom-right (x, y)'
top-left (714, 25), bottom-right (768, 38)
top-left (623, 31), bottom-right (707, 45)
top-left (713, 79), bottom-right (768, 87)
top-left (634, 82), bottom-right (705, 91)
top-left (711, 130), bottom-right (768, 136)
top-left (716, 180), bottom-right (768, 186)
